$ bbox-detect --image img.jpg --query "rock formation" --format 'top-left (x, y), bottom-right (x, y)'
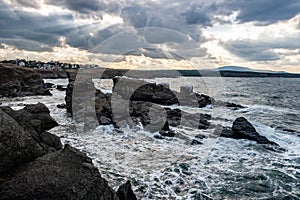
top-left (0, 103), bottom-right (137, 199)
top-left (0, 64), bottom-right (51, 97)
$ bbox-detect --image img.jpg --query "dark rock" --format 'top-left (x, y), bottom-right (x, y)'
top-left (0, 64), bottom-right (52, 97)
top-left (23, 103), bottom-right (59, 133)
top-left (0, 104), bottom-right (62, 176)
top-left (99, 115), bottom-right (112, 125)
top-left (56, 85), bottom-right (67, 91)
top-left (44, 82), bottom-right (55, 89)
top-left (57, 103), bottom-right (66, 109)
top-left (159, 129), bottom-right (176, 137)
top-left (215, 101), bottom-right (246, 109)
top-left (191, 139), bottom-right (203, 145)
top-left (232, 117), bottom-right (278, 146)
top-left (114, 77), bottom-right (212, 108)
top-left (195, 134), bottom-right (207, 140)
top-left (219, 126), bottom-right (234, 138)
top-left (0, 145), bottom-right (118, 200)
top-left (117, 180), bottom-right (137, 200)
top-left (225, 102), bottom-right (246, 109)
top-left (220, 117), bottom-right (281, 150)
top-left (65, 71), bottom-right (76, 115)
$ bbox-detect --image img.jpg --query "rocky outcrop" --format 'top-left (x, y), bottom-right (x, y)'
top-left (0, 145), bottom-right (118, 200)
top-left (66, 75), bottom-right (212, 134)
top-left (220, 117), bottom-right (282, 151)
top-left (0, 103), bottom-right (61, 175)
top-left (0, 64), bottom-right (52, 97)
top-left (0, 103), bottom-right (137, 199)
top-left (35, 68), bottom-right (68, 79)
top-left (113, 77), bottom-right (213, 107)
top-left (65, 71), bottom-right (76, 115)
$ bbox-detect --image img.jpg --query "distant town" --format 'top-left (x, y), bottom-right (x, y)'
top-left (0, 59), bottom-right (101, 70)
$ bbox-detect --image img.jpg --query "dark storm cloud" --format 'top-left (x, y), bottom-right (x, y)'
top-left (180, 1), bottom-right (219, 26)
top-left (224, 0), bottom-right (300, 25)
top-left (0, 0), bottom-right (75, 50)
top-left (222, 40), bottom-right (283, 61)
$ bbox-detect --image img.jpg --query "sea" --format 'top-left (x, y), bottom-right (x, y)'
top-left (1, 77), bottom-right (299, 200)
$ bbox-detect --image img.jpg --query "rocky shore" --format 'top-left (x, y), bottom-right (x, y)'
top-left (0, 64), bottom-right (52, 98)
top-left (0, 103), bottom-right (137, 200)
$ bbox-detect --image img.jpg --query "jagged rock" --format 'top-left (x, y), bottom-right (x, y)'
top-left (0, 64), bottom-right (52, 97)
top-left (0, 145), bottom-right (118, 200)
top-left (0, 103), bottom-right (137, 200)
top-left (117, 180), bottom-right (137, 200)
top-left (220, 117), bottom-right (281, 150)
top-left (0, 104), bottom-right (61, 176)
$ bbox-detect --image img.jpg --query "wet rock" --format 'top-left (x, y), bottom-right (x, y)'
top-left (0, 145), bottom-right (118, 200)
top-left (117, 180), bottom-right (137, 200)
top-left (44, 82), bottom-right (55, 89)
top-left (57, 103), bottom-right (66, 109)
top-left (113, 77), bottom-right (179, 106)
top-left (56, 85), bottom-right (67, 91)
top-left (159, 129), bottom-right (176, 137)
top-left (225, 102), bottom-right (246, 109)
top-left (195, 134), bottom-right (207, 140)
top-left (65, 70), bottom-right (77, 115)
top-left (0, 104), bottom-right (61, 176)
top-left (191, 139), bottom-right (203, 145)
top-left (220, 117), bottom-right (281, 149)
top-left (215, 101), bottom-right (246, 109)
top-left (0, 64), bottom-right (52, 97)
top-left (232, 117), bottom-right (279, 146)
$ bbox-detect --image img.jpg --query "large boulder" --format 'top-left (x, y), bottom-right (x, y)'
top-left (0, 64), bottom-right (51, 97)
top-left (0, 103), bottom-right (61, 176)
top-left (2, 103), bottom-right (59, 135)
top-left (0, 145), bottom-right (118, 200)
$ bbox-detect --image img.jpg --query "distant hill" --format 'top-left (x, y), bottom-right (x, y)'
top-left (216, 66), bottom-right (288, 74)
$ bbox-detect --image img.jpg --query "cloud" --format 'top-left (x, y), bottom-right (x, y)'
top-left (224, 0), bottom-right (300, 25)
top-left (222, 35), bottom-right (300, 62)
top-left (12, 0), bottom-right (42, 9)
top-left (223, 40), bottom-right (280, 61)
top-left (45, 0), bottom-right (121, 15)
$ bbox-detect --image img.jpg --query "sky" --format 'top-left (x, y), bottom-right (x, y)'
top-left (0, 0), bottom-right (299, 72)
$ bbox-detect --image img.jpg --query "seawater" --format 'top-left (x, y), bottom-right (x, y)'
top-left (1, 77), bottom-right (299, 199)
